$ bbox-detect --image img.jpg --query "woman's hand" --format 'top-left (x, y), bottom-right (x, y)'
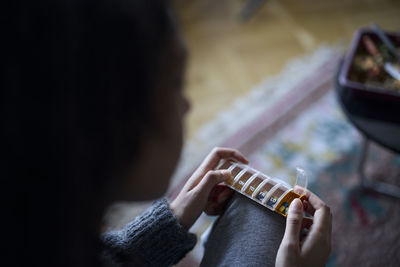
top-left (276, 188), bottom-right (332, 267)
top-left (170, 147), bottom-right (248, 230)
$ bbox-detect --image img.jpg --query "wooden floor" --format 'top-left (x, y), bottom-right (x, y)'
top-left (171, 0), bottom-right (400, 140)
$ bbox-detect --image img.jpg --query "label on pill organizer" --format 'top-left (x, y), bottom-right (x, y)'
top-left (216, 159), bottom-right (306, 217)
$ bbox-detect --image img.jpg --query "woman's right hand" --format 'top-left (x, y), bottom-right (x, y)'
top-left (275, 188), bottom-right (332, 267)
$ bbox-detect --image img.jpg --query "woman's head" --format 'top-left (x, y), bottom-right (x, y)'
top-left (74, 0), bottom-right (190, 200)
top-left (6, 0), bottom-right (188, 197)
top-left (73, 0), bottom-right (190, 200)
top-left (118, 31), bottom-right (190, 200)
top-left (4, 0), bottom-right (188, 265)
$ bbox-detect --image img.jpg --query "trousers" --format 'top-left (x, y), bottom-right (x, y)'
top-left (200, 193), bottom-right (285, 267)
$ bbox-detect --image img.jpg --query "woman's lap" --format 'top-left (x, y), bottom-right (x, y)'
top-left (200, 193), bottom-right (285, 267)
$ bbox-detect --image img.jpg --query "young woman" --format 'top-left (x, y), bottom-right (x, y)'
top-left (3, 0), bottom-right (332, 266)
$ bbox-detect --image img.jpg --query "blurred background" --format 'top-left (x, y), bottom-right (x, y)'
top-left (171, 0), bottom-right (400, 138)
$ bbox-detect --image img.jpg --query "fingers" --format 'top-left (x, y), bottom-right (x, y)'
top-left (201, 147), bottom-right (248, 171)
top-left (207, 184), bottom-right (230, 201)
top-left (300, 191), bottom-right (332, 256)
top-left (197, 170), bottom-right (232, 195)
top-left (301, 205), bottom-right (332, 263)
top-left (204, 185), bottom-right (234, 215)
top-left (282, 198), bottom-right (304, 250)
top-left (187, 147), bottom-right (248, 189)
top-left (215, 186), bottom-right (233, 204)
top-left (302, 217), bottom-right (313, 230)
top-left (294, 185), bottom-right (307, 196)
top-left (296, 188), bottom-right (332, 238)
top-left (296, 187), bottom-right (327, 216)
top-left (310, 204), bottom-right (332, 238)
top-left (170, 170), bottom-right (233, 230)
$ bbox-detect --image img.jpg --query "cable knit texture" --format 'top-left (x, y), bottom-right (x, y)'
top-left (101, 198), bottom-right (197, 267)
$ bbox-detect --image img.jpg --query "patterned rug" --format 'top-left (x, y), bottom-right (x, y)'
top-left (173, 44), bottom-right (400, 266)
top-left (242, 91), bottom-right (400, 267)
top-left (104, 45), bottom-right (400, 266)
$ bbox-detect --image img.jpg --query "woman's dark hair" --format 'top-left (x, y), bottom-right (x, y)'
top-left (3, 0), bottom-right (175, 266)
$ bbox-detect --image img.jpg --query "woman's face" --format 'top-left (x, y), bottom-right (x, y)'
top-left (150, 33), bottom-right (190, 197)
top-left (119, 33), bottom-right (190, 201)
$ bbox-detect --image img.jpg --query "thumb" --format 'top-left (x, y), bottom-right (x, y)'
top-left (282, 198), bottom-right (304, 249)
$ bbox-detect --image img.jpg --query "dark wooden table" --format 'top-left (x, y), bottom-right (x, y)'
top-left (335, 64), bottom-right (400, 198)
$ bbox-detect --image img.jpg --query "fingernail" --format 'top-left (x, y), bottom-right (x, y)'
top-left (290, 198), bottom-right (303, 211)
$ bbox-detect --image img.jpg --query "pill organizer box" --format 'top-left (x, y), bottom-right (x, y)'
top-left (216, 159), bottom-right (308, 217)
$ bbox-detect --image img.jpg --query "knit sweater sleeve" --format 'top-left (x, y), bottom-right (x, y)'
top-left (101, 198), bottom-right (197, 267)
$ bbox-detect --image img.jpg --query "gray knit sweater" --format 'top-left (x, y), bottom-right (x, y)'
top-left (102, 198), bottom-right (197, 267)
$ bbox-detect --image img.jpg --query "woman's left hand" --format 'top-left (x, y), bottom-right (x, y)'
top-left (170, 147), bottom-right (248, 230)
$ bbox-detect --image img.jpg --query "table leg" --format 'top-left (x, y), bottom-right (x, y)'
top-left (358, 137), bottom-right (400, 199)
